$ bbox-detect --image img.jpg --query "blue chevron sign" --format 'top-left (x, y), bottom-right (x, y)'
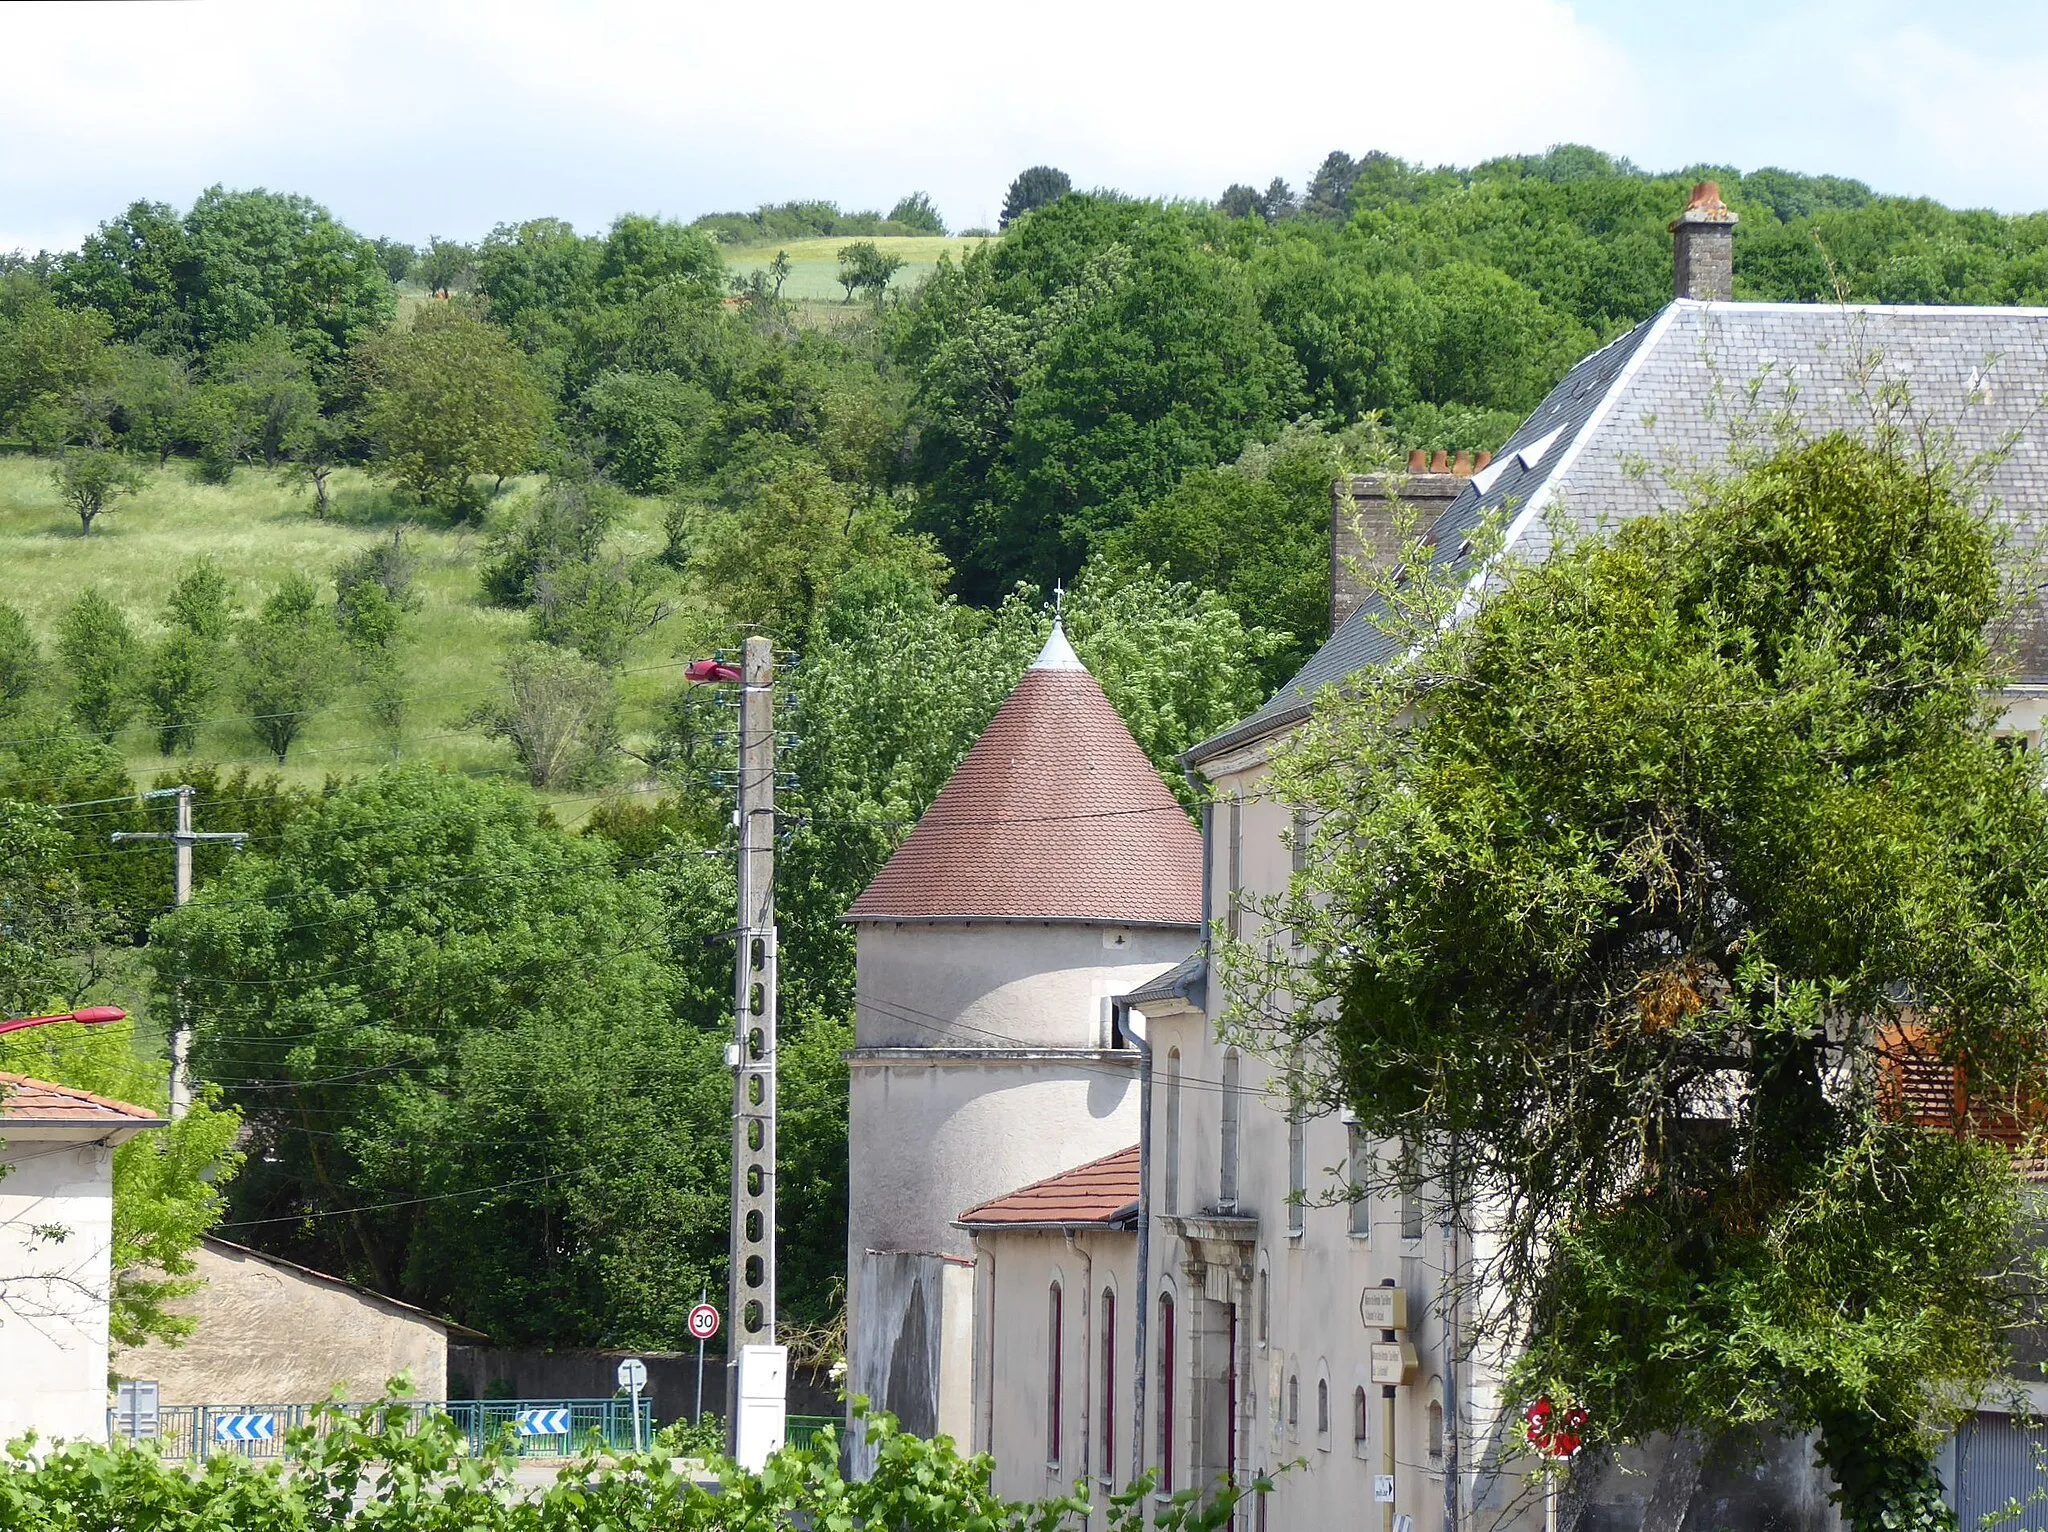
top-left (212, 1413), bottom-right (276, 1443)
top-left (515, 1408), bottom-right (572, 1436)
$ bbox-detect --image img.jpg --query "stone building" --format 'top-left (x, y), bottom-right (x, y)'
top-left (114, 1237), bottom-right (483, 1407)
top-left (847, 185), bottom-right (2048, 1527)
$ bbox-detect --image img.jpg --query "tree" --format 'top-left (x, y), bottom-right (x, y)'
top-left (478, 474), bottom-right (623, 606)
top-left (334, 535), bottom-right (417, 753)
top-left (0, 602), bottom-right (43, 715)
top-left (370, 236), bottom-right (417, 283)
top-left (359, 306), bottom-right (551, 516)
top-left (51, 447), bottom-right (142, 536)
top-left (414, 236), bottom-right (478, 298)
top-left (152, 767), bottom-right (722, 1342)
top-left (529, 554), bottom-right (674, 669)
top-left (237, 574), bottom-right (339, 764)
top-left (207, 328), bottom-right (318, 466)
top-left (1238, 437), bottom-right (2048, 1529)
top-left (688, 459), bottom-right (946, 646)
top-left (887, 192), bottom-right (947, 235)
top-left (142, 560), bottom-right (238, 755)
top-left (472, 644), bottom-right (619, 788)
top-left (0, 800), bottom-right (243, 1348)
top-left (1000, 165), bottom-right (1073, 227)
top-left (282, 413), bottom-right (346, 517)
top-left (56, 588), bottom-right (137, 743)
top-left (1301, 150), bottom-right (1365, 219)
top-left (0, 294), bottom-right (115, 448)
top-left (835, 241), bottom-right (906, 304)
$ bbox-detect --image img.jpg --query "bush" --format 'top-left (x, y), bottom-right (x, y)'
top-left (470, 643), bottom-right (618, 788)
top-left (0, 1392), bottom-right (1267, 1531)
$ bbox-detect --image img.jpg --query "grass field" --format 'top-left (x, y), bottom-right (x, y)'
top-left (720, 235), bottom-right (989, 304)
top-left (0, 455), bottom-right (680, 823)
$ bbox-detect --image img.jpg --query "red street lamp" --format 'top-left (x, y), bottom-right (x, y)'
top-left (0, 1006), bottom-right (126, 1038)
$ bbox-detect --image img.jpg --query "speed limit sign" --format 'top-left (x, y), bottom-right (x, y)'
top-left (688, 1302), bottom-right (721, 1341)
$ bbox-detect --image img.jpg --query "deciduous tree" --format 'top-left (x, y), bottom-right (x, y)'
top-left (1235, 436), bottom-right (2048, 1530)
top-left (237, 574), bottom-right (339, 764)
top-left (56, 588), bottom-right (137, 742)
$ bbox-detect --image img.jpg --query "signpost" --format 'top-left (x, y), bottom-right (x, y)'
top-left (211, 1412), bottom-right (276, 1444)
top-left (617, 1358), bottom-right (648, 1452)
top-left (515, 1407), bottom-right (572, 1438)
top-left (689, 1296), bottom-right (720, 1426)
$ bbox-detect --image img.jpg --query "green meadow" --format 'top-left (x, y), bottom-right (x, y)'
top-left (720, 234), bottom-right (990, 303)
top-left (0, 454), bottom-right (678, 821)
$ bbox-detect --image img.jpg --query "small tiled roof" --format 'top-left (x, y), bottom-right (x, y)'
top-left (846, 629), bottom-right (1202, 926)
top-left (1121, 954), bottom-right (1208, 1012)
top-left (959, 1144), bottom-right (1141, 1229)
top-left (0, 1073), bottom-right (165, 1127)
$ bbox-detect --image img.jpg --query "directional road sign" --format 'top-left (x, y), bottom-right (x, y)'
top-left (515, 1407), bottom-right (572, 1436)
top-left (212, 1412), bottom-right (276, 1443)
top-left (688, 1302), bottom-right (721, 1341)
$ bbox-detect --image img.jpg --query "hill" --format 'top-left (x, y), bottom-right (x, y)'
top-left (720, 235), bottom-right (991, 303)
top-left (0, 455), bottom-right (679, 822)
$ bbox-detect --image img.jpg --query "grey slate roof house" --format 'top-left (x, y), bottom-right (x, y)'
top-left (1202, 296), bottom-right (2048, 764)
top-left (1172, 188), bottom-right (2048, 1531)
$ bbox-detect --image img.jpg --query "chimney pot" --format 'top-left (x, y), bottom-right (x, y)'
top-left (1431, 450), bottom-right (1450, 473)
top-left (1454, 450), bottom-right (1473, 476)
top-left (1408, 448), bottom-right (1428, 473)
top-left (1670, 179), bottom-right (1738, 302)
top-left (1475, 449), bottom-right (1493, 470)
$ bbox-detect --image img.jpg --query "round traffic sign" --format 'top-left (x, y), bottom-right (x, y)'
top-left (688, 1302), bottom-right (721, 1341)
top-left (617, 1356), bottom-right (648, 1391)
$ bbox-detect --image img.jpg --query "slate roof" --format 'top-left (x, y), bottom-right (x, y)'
top-left (957, 1144), bottom-right (1141, 1229)
top-left (1121, 953), bottom-right (1208, 1012)
top-left (1191, 299), bottom-right (2048, 763)
top-left (0, 1073), bottom-right (166, 1128)
top-left (846, 626), bottom-right (1203, 926)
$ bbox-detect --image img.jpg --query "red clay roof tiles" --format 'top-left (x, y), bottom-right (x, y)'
top-left (0, 1073), bottom-right (164, 1126)
top-left (846, 648), bottom-right (1202, 926)
top-left (958, 1144), bottom-right (1141, 1227)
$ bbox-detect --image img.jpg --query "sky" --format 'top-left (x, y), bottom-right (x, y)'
top-left (3, 0), bottom-right (2046, 254)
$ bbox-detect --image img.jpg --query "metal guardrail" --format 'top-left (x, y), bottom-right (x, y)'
top-left (107, 1398), bottom-right (656, 1462)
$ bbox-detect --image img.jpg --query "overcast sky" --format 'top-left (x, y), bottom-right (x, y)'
top-left (4, 0), bottom-right (2045, 254)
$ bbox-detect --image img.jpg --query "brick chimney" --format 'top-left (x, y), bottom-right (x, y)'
top-left (1670, 181), bottom-right (1737, 302)
top-left (1331, 458), bottom-right (1479, 630)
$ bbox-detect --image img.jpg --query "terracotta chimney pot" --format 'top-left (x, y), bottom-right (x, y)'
top-left (1475, 449), bottom-right (1492, 470)
top-left (1453, 450), bottom-right (1473, 475)
top-left (1431, 449), bottom-right (1450, 473)
top-left (1408, 448), bottom-right (1428, 473)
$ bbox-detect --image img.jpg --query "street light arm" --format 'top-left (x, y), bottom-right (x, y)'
top-left (0, 1006), bottom-right (126, 1038)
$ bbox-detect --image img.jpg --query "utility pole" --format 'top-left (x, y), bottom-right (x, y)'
top-left (110, 786), bottom-right (246, 1118)
top-left (725, 635), bottom-right (780, 1453)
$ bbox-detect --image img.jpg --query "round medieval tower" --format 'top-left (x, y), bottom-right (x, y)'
top-left (842, 622), bottom-right (1202, 1449)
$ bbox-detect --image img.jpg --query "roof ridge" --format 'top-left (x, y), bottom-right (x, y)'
top-left (0, 1071), bottom-right (163, 1121)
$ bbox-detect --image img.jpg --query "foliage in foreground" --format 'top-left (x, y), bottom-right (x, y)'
top-left (1234, 435), bottom-right (2048, 1530)
top-left (0, 1396), bottom-right (1260, 1532)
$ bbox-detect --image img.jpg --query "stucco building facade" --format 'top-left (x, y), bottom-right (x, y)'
top-left (0, 1074), bottom-right (165, 1445)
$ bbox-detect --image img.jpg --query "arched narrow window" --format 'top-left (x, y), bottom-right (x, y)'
top-left (1316, 1378), bottom-right (1329, 1441)
top-left (1099, 1289), bottom-right (1115, 1483)
top-left (1346, 1121), bottom-right (1370, 1238)
top-left (1428, 1399), bottom-right (1445, 1461)
top-left (1400, 1137), bottom-right (1424, 1241)
top-left (1353, 1387), bottom-right (1370, 1447)
top-left (1164, 1048), bottom-right (1183, 1215)
top-left (1158, 1294), bottom-right (1177, 1493)
top-left (1287, 1372), bottom-right (1299, 1432)
top-left (1220, 1048), bottom-right (1242, 1210)
top-left (1256, 1265), bottom-right (1269, 1348)
top-left (1046, 1282), bottom-right (1063, 1467)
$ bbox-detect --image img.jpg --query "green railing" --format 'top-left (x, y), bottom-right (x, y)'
top-left (108, 1398), bottom-right (655, 1461)
top-left (784, 1414), bottom-right (839, 1454)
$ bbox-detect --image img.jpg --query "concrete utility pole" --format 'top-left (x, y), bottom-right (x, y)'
top-left (110, 786), bottom-right (246, 1118)
top-left (726, 635), bottom-right (780, 1442)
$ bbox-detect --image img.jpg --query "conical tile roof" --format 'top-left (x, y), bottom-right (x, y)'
top-left (846, 627), bottom-right (1203, 926)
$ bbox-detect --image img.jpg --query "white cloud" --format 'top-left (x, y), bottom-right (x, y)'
top-left (1, 0), bottom-right (2042, 255)
top-left (0, 0), bottom-right (1638, 247)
